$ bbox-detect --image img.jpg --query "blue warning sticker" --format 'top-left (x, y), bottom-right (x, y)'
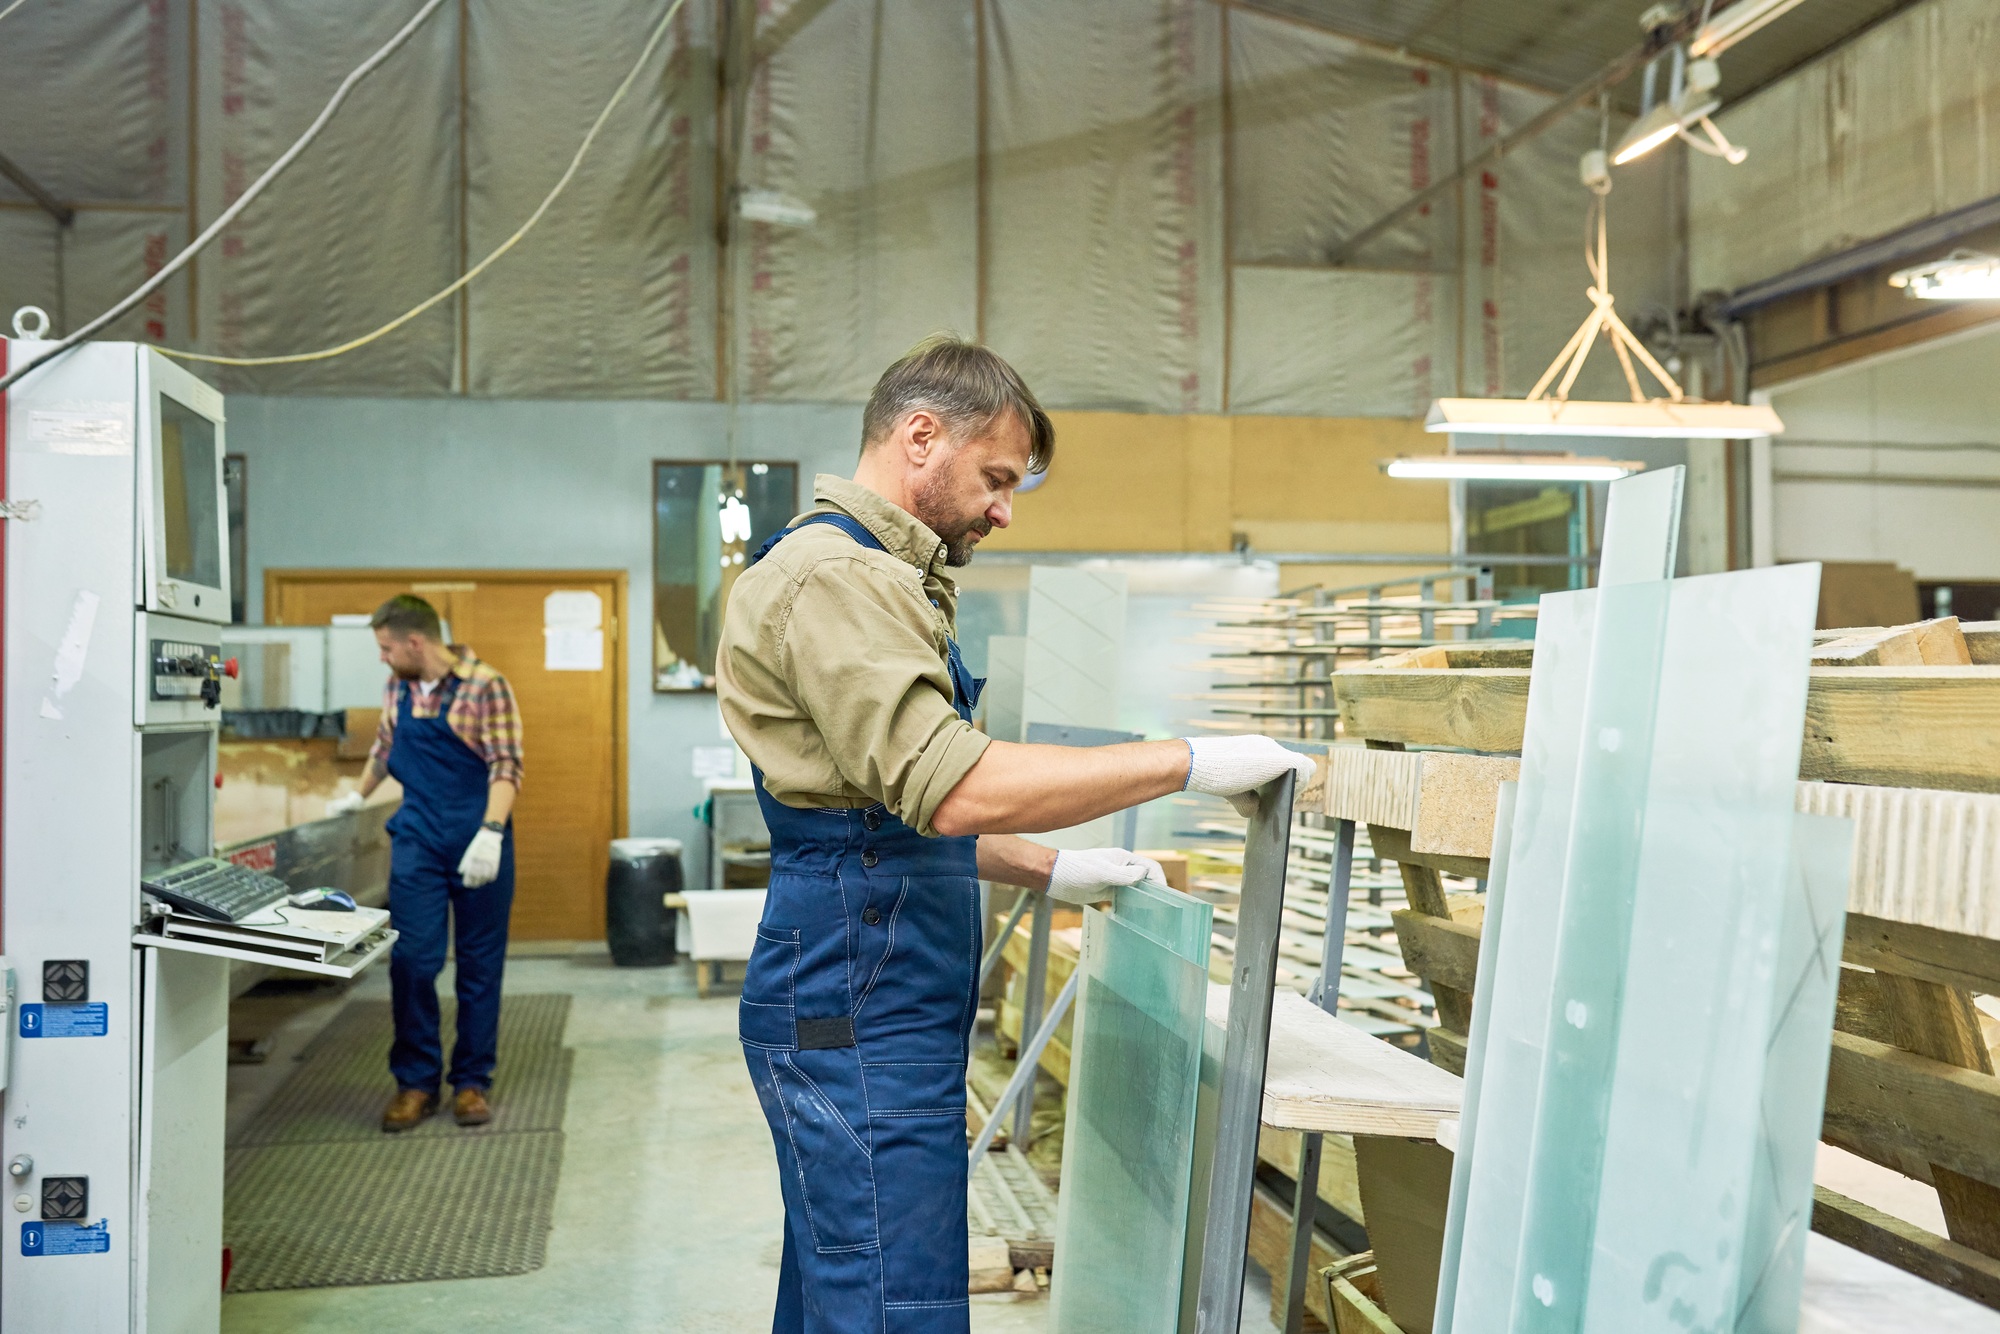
top-left (18, 1003), bottom-right (108, 1039)
top-left (21, 1220), bottom-right (110, 1257)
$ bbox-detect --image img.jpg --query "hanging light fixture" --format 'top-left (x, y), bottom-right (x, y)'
top-left (1888, 250), bottom-right (2000, 301)
top-left (1423, 126), bottom-right (1783, 443)
top-left (1383, 453), bottom-right (1643, 482)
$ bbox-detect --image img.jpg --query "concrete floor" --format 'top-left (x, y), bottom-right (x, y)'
top-left (219, 945), bottom-right (1282, 1333)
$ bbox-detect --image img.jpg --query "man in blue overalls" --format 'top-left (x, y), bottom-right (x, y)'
top-left (332, 594), bottom-right (526, 1134)
top-left (717, 336), bottom-right (1315, 1332)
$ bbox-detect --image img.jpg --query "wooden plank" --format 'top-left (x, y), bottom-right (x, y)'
top-left (1261, 1125), bottom-right (1366, 1222)
top-left (1803, 668), bottom-right (2000, 793)
top-left (1249, 1182), bottom-right (1344, 1330)
top-left (1823, 1031), bottom-right (2000, 1192)
top-left (1812, 1185), bottom-right (2000, 1311)
top-left (1409, 753), bottom-right (1518, 859)
top-left (1208, 987), bottom-right (1462, 1137)
top-left (1329, 1273), bottom-right (1405, 1334)
top-left (1966, 622), bottom-right (2000, 667)
top-left (1874, 972), bottom-right (2000, 1259)
top-left (1331, 670), bottom-right (1531, 754)
top-left (1391, 911), bottom-right (1480, 996)
top-left (1844, 915), bottom-right (2000, 996)
top-left (1324, 749), bottom-right (1424, 829)
top-left (1424, 1027), bottom-right (1467, 1077)
top-left (1353, 1136), bottom-right (1453, 1334)
top-left (1335, 665), bottom-right (2000, 794)
top-left (1366, 823), bottom-right (1490, 881)
top-left (1835, 965), bottom-right (1899, 1046)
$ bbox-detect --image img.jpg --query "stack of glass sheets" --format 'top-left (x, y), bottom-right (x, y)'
top-left (1050, 878), bottom-right (1216, 1334)
top-left (1439, 561), bottom-right (1855, 1334)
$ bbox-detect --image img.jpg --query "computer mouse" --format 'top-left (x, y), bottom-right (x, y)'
top-left (288, 888), bottom-right (358, 912)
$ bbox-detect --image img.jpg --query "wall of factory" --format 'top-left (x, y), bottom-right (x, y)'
top-left (224, 393), bottom-right (862, 854)
top-left (1691, 0), bottom-right (2000, 299)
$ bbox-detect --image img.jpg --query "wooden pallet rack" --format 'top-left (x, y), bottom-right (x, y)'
top-left (1316, 614), bottom-right (2000, 1327)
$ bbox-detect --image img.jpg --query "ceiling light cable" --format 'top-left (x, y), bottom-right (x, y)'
top-left (158, 0), bottom-right (687, 369)
top-left (0, 0), bottom-right (30, 27)
top-left (0, 0), bottom-right (451, 395)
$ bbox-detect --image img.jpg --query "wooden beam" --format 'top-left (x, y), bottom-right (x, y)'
top-left (1844, 914), bottom-right (2000, 996)
top-left (1248, 1183), bottom-right (1346, 1330)
top-left (1365, 823), bottom-right (1491, 882)
top-left (1823, 1031), bottom-right (2000, 1192)
top-left (1353, 1136), bottom-right (1453, 1334)
top-left (1332, 669), bottom-right (1530, 753)
top-left (1874, 972), bottom-right (2000, 1259)
top-left (1812, 1185), bottom-right (2000, 1311)
top-left (1391, 910), bottom-right (1480, 995)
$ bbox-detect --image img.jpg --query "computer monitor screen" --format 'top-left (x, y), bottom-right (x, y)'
top-left (159, 395), bottom-right (222, 589)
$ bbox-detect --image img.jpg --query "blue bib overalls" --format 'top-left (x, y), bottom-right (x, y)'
top-left (384, 672), bottom-right (516, 1094)
top-left (740, 514), bottom-right (986, 1334)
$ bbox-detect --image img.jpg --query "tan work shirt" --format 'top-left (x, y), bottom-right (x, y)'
top-left (717, 474), bottom-right (991, 837)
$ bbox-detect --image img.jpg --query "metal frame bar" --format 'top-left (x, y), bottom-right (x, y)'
top-left (1282, 818), bottom-right (1357, 1332)
top-left (1194, 770), bottom-right (1299, 1331)
top-left (968, 969), bottom-right (1079, 1175)
top-left (977, 887), bottom-right (1031, 994)
top-left (1013, 894), bottom-right (1053, 1146)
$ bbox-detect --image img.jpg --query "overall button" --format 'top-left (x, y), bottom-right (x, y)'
top-left (862, 907), bottom-right (882, 926)
top-left (861, 850), bottom-right (879, 869)
top-left (863, 810), bottom-right (883, 831)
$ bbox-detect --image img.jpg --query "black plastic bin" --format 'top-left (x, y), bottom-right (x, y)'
top-left (605, 837), bottom-right (684, 967)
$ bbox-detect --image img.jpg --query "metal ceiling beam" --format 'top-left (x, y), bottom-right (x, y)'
top-left (0, 148), bottom-right (73, 227)
top-left (1220, 0), bottom-right (1569, 103)
top-left (752, 0), bottom-right (840, 64)
top-left (1325, 11), bottom-right (1699, 266)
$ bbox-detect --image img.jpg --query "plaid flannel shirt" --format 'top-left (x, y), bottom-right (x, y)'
top-left (367, 648), bottom-right (524, 790)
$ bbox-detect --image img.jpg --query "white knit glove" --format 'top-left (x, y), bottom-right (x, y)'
top-left (1047, 848), bottom-right (1166, 906)
top-left (325, 790), bottom-right (366, 816)
top-left (458, 827), bottom-right (504, 888)
top-left (1183, 736), bottom-right (1316, 817)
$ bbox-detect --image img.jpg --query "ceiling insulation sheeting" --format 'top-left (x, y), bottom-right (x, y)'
top-left (1692, 0), bottom-right (2000, 299)
top-left (979, 0), bottom-right (1226, 414)
top-left (740, 0), bottom-right (978, 404)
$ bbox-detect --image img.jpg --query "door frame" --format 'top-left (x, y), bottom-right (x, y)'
top-left (264, 567), bottom-right (629, 840)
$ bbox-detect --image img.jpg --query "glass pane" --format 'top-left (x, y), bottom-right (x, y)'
top-left (1051, 880), bottom-right (1214, 1334)
top-left (1445, 563), bottom-right (1826, 1333)
top-left (1464, 479), bottom-right (1586, 602)
top-left (652, 461), bottom-right (797, 690)
top-left (160, 395), bottom-right (222, 588)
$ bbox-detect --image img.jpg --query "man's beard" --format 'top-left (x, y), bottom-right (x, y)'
top-left (912, 468), bottom-right (991, 567)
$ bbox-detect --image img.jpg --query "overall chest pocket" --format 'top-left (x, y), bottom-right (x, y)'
top-left (739, 925), bottom-right (800, 1050)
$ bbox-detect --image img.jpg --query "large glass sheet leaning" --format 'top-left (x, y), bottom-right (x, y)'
top-left (1446, 561), bottom-right (1827, 1334)
top-left (1050, 879), bottom-right (1215, 1333)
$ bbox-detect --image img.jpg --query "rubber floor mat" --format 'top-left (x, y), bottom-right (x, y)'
top-left (235, 994), bottom-right (572, 1144)
top-left (224, 992), bottom-right (572, 1289)
top-left (224, 1132), bottom-right (564, 1291)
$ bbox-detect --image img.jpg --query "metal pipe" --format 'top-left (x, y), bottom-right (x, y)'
top-left (0, 149), bottom-right (73, 227)
top-left (1012, 894), bottom-right (1053, 1147)
top-left (968, 969), bottom-right (1079, 1176)
top-left (1324, 20), bottom-right (1691, 267)
top-left (977, 887), bottom-right (1032, 994)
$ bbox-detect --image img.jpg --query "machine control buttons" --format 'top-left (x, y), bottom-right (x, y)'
top-left (41, 960), bottom-right (87, 1004)
top-left (150, 639), bottom-right (228, 708)
top-left (8, 1156), bottom-right (32, 1179)
top-left (40, 1176), bottom-right (86, 1221)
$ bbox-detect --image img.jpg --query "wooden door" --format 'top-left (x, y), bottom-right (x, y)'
top-left (267, 569), bottom-right (626, 941)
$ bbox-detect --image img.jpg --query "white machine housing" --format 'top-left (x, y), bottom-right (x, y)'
top-left (2, 340), bottom-right (233, 1332)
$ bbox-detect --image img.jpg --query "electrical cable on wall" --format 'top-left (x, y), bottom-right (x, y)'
top-left (0, 0), bottom-right (452, 396)
top-left (158, 0), bottom-right (688, 369)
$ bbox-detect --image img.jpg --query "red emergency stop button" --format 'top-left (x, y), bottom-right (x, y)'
top-left (223, 657), bottom-right (240, 679)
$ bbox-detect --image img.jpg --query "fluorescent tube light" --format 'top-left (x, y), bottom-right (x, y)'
top-left (1385, 455), bottom-right (1642, 482)
top-left (738, 189), bottom-right (817, 228)
top-left (1425, 397), bottom-right (1785, 439)
top-left (1889, 251), bottom-right (2000, 301)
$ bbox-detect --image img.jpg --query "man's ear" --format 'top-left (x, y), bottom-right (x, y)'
top-left (904, 409), bottom-right (940, 465)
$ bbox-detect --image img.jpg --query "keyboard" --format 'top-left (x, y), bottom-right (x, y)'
top-left (143, 857), bottom-right (291, 923)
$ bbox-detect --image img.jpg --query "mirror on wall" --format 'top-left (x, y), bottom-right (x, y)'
top-left (652, 461), bottom-right (799, 691)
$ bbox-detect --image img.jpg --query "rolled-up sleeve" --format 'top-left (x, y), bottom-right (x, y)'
top-left (366, 680), bottom-right (399, 778)
top-left (779, 557), bottom-right (990, 836)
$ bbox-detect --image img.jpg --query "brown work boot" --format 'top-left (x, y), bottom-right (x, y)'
top-left (453, 1085), bottom-right (493, 1127)
top-left (381, 1088), bottom-right (438, 1133)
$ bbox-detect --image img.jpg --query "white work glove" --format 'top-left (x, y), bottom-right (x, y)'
top-left (1182, 735), bottom-right (1317, 817)
top-left (458, 827), bottom-right (504, 888)
top-left (325, 791), bottom-right (366, 816)
top-left (1046, 848), bottom-right (1165, 906)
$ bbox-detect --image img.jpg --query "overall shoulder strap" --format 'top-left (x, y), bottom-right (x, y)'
top-left (749, 511), bottom-right (889, 564)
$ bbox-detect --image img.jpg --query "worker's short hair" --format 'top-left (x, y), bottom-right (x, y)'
top-left (370, 594), bottom-right (442, 641)
top-left (861, 334), bottom-right (1053, 474)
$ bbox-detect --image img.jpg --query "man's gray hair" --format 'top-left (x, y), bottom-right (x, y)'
top-left (861, 333), bottom-right (1054, 474)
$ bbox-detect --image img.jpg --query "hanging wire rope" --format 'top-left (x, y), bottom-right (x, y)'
top-left (159, 0), bottom-right (687, 369)
top-left (0, 0), bottom-right (452, 395)
top-left (0, 0), bottom-right (31, 28)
